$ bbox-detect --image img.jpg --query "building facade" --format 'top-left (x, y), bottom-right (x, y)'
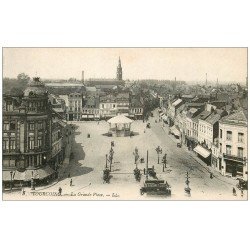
top-left (2, 77), bottom-right (56, 188)
top-left (219, 111), bottom-right (248, 180)
top-left (67, 93), bottom-right (82, 121)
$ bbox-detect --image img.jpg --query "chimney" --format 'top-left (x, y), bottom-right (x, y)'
top-left (82, 71), bottom-right (84, 83)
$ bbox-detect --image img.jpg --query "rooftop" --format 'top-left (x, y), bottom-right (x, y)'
top-left (198, 110), bottom-right (211, 121)
top-left (220, 110), bottom-right (247, 126)
top-left (205, 113), bottom-right (221, 125)
top-left (107, 114), bottom-right (133, 124)
top-left (172, 98), bottom-right (182, 107)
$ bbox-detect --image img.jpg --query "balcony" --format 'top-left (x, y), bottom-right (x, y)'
top-left (223, 153), bottom-right (246, 163)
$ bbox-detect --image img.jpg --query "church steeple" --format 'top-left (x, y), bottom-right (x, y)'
top-left (116, 56), bottom-right (122, 81)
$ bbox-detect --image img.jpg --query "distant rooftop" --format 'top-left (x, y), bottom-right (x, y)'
top-left (46, 82), bottom-right (83, 87)
top-left (172, 99), bottom-right (182, 107)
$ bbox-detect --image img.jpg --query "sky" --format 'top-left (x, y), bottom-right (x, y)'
top-left (3, 48), bottom-right (248, 83)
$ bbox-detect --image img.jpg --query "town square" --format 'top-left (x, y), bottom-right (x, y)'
top-left (2, 48), bottom-right (248, 200)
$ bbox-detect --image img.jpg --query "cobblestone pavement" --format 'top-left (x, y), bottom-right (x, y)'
top-left (4, 112), bottom-right (247, 200)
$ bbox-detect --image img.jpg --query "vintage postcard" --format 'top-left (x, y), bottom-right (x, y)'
top-left (2, 47), bottom-right (248, 200)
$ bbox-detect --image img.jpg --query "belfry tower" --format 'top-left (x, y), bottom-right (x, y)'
top-left (116, 57), bottom-right (123, 81)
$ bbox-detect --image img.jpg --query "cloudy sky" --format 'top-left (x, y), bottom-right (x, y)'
top-left (3, 48), bottom-right (247, 83)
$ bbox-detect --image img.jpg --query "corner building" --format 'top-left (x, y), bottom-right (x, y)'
top-left (2, 77), bottom-right (56, 188)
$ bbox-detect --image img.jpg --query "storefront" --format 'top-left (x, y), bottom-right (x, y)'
top-left (194, 145), bottom-right (211, 165)
top-left (225, 160), bottom-right (244, 178)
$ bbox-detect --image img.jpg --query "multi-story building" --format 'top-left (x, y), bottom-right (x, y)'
top-left (49, 94), bottom-right (67, 119)
top-left (2, 77), bottom-right (56, 188)
top-left (82, 96), bottom-right (100, 120)
top-left (183, 108), bottom-right (203, 149)
top-left (129, 97), bottom-right (143, 119)
top-left (51, 113), bottom-right (64, 169)
top-left (219, 111), bottom-right (247, 180)
top-left (167, 98), bottom-right (183, 126)
top-left (116, 92), bottom-right (130, 115)
top-left (99, 94), bottom-right (117, 119)
top-left (198, 111), bottom-right (224, 149)
top-left (67, 93), bottom-right (82, 121)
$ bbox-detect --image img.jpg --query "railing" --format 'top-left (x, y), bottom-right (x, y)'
top-left (223, 153), bottom-right (246, 163)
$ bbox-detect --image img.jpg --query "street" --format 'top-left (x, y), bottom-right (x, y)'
top-left (5, 111), bottom-right (247, 200)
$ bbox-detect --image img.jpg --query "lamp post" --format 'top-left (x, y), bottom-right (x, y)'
top-left (10, 171), bottom-right (13, 192)
top-left (31, 170), bottom-right (35, 190)
top-left (109, 147), bottom-right (114, 171)
top-left (162, 153), bottom-right (167, 172)
top-left (133, 147), bottom-right (140, 168)
top-left (105, 154), bottom-right (108, 169)
top-left (184, 171), bottom-right (191, 195)
top-left (155, 146), bottom-right (162, 164)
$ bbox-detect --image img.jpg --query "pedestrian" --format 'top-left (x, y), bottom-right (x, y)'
top-left (210, 173), bottom-right (213, 179)
top-left (70, 179), bottom-right (73, 186)
top-left (143, 168), bottom-right (145, 175)
top-left (58, 187), bottom-right (62, 195)
top-left (232, 187), bottom-right (236, 196)
top-left (241, 189), bottom-right (244, 197)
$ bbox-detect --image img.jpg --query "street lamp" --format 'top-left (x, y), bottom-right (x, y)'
top-left (162, 153), bottom-right (167, 172)
top-left (31, 170), bottom-right (35, 190)
top-left (155, 146), bottom-right (162, 164)
top-left (10, 171), bottom-right (13, 192)
top-left (105, 154), bottom-right (108, 169)
top-left (133, 147), bottom-right (140, 166)
top-left (109, 147), bottom-right (114, 171)
top-left (184, 171), bottom-right (191, 195)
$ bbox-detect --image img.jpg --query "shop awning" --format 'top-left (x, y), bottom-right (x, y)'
top-left (4, 166), bottom-right (56, 181)
top-left (194, 145), bottom-right (211, 158)
top-left (170, 126), bottom-right (181, 137)
top-left (36, 166), bottom-right (55, 179)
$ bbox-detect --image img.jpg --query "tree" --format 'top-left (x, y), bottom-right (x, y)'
top-left (17, 73), bottom-right (30, 84)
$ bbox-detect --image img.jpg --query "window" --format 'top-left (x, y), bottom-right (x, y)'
top-left (29, 137), bottom-right (34, 150)
top-left (38, 122), bottom-right (43, 130)
top-left (29, 123), bottom-right (35, 131)
top-left (6, 102), bottom-right (13, 111)
top-left (220, 129), bottom-right (222, 138)
top-left (38, 138), bottom-right (42, 148)
top-left (29, 156), bottom-right (34, 166)
top-left (102, 104), bottom-right (104, 109)
top-left (238, 147), bottom-right (243, 158)
top-left (113, 104), bottom-right (116, 108)
top-left (238, 133), bottom-right (244, 143)
top-left (3, 123), bottom-right (9, 130)
top-left (226, 145), bottom-right (232, 155)
top-left (10, 122), bottom-right (16, 130)
top-left (3, 140), bottom-right (9, 150)
top-left (226, 131), bottom-right (232, 141)
top-left (10, 140), bottom-right (15, 150)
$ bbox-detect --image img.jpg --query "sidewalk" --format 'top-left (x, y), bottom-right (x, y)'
top-left (161, 124), bottom-right (238, 187)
